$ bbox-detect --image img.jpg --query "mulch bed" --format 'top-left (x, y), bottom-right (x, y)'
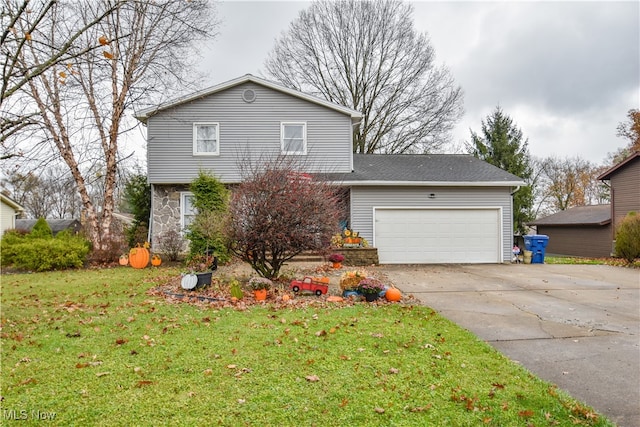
top-left (146, 262), bottom-right (412, 310)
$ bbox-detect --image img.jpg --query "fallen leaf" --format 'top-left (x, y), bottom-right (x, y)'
top-left (374, 407), bottom-right (385, 413)
top-left (518, 409), bottom-right (534, 418)
top-left (115, 338), bottom-right (128, 345)
top-left (315, 330), bottom-right (326, 337)
top-left (96, 372), bottom-right (110, 377)
top-left (339, 398), bottom-right (349, 407)
top-left (135, 380), bottom-right (154, 387)
top-left (389, 367), bottom-right (399, 374)
top-left (305, 375), bottom-right (320, 382)
top-left (227, 364), bottom-right (237, 369)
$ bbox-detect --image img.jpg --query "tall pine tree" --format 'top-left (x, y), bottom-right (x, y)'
top-left (468, 107), bottom-right (534, 234)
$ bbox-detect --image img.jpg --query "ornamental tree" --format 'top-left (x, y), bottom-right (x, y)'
top-left (227, 165), bottom-right (342, 279)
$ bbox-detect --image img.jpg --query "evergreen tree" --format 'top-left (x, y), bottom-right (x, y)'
top-left (468, 107), bottom-right (534, 234)
top-left (122, 174), bottom-right (151, 248)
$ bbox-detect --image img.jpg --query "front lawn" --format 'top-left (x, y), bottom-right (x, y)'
top-left (1, 267), bottom-right (612, 426)
top-left (545, 256), bottom-right (640, 267)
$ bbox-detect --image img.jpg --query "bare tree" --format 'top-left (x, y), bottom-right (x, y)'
top-left (1, 0), bottom-right (119, 151)
top-left (10, 0), bottom-right (216, 252)
top-left (535, 156), bottom-right (607, 215)
top-left (264, 0), bottom-right (463, 154)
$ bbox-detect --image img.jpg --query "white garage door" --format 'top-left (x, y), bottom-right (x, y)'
top-left (374, 208), bottom-right (501, 264)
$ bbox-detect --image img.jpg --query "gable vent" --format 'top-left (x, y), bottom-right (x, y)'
top-left (242, 89), bottom-right (256, 103)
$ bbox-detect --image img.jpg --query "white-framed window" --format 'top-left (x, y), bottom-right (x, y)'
top-left (281, 122), bottom-right (307, 155)
top-left (181, 192), bottom-right (197, 230)
top-left (193, 123), bottom-right (219, 155)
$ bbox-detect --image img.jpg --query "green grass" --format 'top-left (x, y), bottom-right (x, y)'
top-left (1, 267), bottom-right (613, 426)
top-left (545, 255), bottom-right (640, 267)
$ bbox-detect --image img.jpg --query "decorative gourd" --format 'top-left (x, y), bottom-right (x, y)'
top-left (119, 255), bottom-right (129, 266)
top-left (385, 287), bottom-right (402, 302)
top-left (181, 274), bottom-right (197, 290)
top-left (282, 294), bottom-right (291, 302)
top-left (151, 255), bottom-right (162, 266)
top-left (129, 245), bottom-right (150, 269)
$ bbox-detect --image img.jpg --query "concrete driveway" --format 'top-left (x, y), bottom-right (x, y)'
top-left (382, 263), bottom-right (640, 427)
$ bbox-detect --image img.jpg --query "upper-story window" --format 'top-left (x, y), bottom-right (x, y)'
top-left (193, 123), bottom-right (219, 155)
top-left (281, 122), bottom-right (307, 155)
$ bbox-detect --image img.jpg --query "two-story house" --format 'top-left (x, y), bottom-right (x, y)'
top-left (528, 151), bottom-right (639, 258)
top-left (136, 74), bottom-right (524, 264)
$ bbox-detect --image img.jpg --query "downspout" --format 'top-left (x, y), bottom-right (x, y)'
top-left (148, 183), bottom-right (154, 246)
top-left (509, 186), bottom-right (521, 262)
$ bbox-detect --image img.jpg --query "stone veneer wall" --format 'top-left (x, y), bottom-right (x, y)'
top-left (152, 184), bottom-right (189, 251)
top-left (341, 247), bottom-right (379, 266)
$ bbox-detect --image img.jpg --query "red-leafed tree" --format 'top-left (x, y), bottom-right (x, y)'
top-left (227, 164), bottom-right (342, 279)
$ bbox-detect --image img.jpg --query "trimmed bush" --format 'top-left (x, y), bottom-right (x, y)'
top-left (30, 218), bottom-right (53, 239)
top-left (615, 211), bottom-right (640, 263)
top-left (1, 229), bottom-right (90, 271)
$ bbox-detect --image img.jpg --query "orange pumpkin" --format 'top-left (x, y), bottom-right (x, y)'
top-left (129, 246), bottom-right (149, 269)
top-left (254, 289), bottom-right (267, 301)
top-left (119, 255), bottom-right (128, 266)
top-left (385, 287), bottom-right (402, 302)
top-left (151, 255), bottom-right (162, 266)
top-left (282, 294), bottom-right (291, 302)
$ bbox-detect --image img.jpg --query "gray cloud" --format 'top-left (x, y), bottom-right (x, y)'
top-left (199, 1), bottom-right (639, 164)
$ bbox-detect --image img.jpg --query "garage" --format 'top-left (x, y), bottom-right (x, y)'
top-left (374, 208), bottom-right (502, 264)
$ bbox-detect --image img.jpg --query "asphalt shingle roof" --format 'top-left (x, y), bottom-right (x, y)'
top-left (528, 205), bottom-right (611, 226)
top-left (322, 154), bottom-right (524, 185)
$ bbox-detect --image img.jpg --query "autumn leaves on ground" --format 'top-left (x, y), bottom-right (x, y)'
top-left (1, 267), bottom-right (612, 426)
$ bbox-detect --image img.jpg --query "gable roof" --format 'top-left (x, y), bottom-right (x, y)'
top-left (135, 74), bottom-right (362, 125)
top-left (527, 205), bottom-right (611, 226)
top-left (1, 193), bottom-right (24, 211)
top-left (322, 154), bottom-right (525, 187)
top-left (597, 151), bottom-right (640, 180)
top-left (16, 219), bottom-right (82, 235)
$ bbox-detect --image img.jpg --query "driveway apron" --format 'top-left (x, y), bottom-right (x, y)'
top-left (382, 264), bottom-right (640, 427)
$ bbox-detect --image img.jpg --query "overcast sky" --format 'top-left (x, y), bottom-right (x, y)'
top-left (196, 0), bottom-right (639, 165)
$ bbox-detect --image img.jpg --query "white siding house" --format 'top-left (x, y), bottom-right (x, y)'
top-left (1, 193), bottom-right (24, 237)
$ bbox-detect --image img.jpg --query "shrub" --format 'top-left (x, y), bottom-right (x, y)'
top-left (158, 229), bottom-right (184, 261)
top-left (615, 212), bottom-right (640, 263)
top-left (86, 219), bottom-right (128, 264)
top-left (1, 230), bottom-right (90, 271)
top-left (186, 171), bottom-right (231, 263)
top-left (30, 218), bottom-right (53, 239)
top-left (227, 163), bottom-right (342, 279)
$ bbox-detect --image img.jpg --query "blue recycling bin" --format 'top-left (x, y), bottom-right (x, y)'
top-left (523, 235), bottom-right (549, 264)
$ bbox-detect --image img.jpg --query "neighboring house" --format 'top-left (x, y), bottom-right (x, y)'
top-left (527, 205), bottom-right (612, 258)
top-left (15, 219), bottom-right (83, 236)
top-left (597, 151), bottom-right (640, 248)
top-left (1, 193), bottom-right (25, 237)
top-left (527, 151), bottom-right (639, 258)
top-left (136, 74), bottom-right (525, 264)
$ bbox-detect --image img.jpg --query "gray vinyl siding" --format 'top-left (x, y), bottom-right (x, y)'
top-left (350, 186), bottom-right (514, 262)
top-left (146, 82), bottom-right (353, 184)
